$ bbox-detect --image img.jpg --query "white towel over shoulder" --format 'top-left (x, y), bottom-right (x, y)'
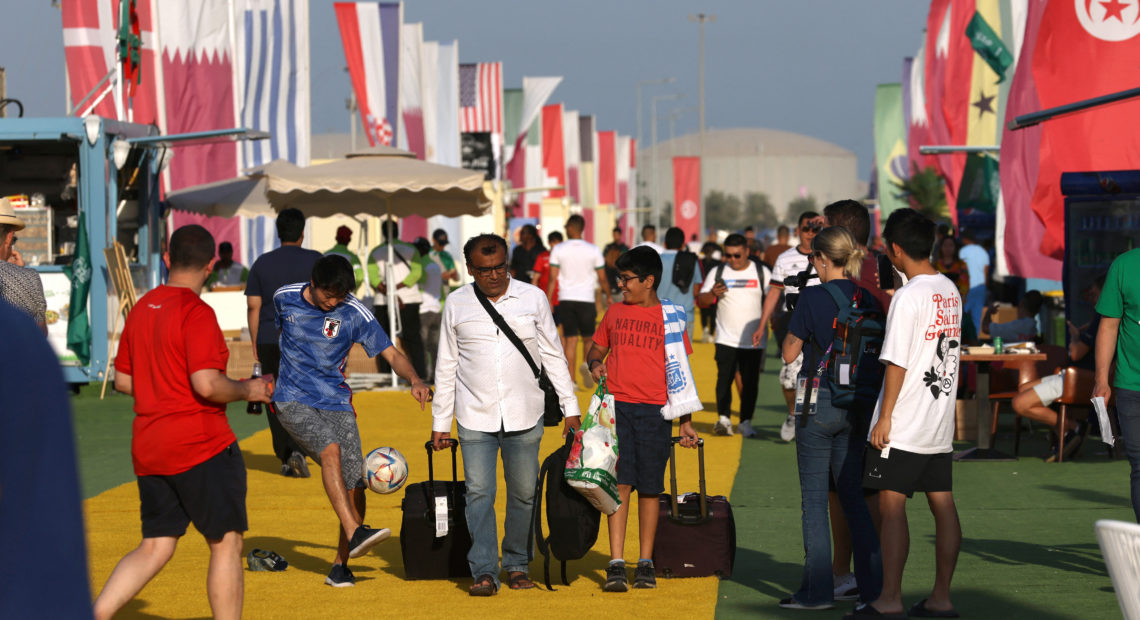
top-left (660, 299), bottom-right (702, 420)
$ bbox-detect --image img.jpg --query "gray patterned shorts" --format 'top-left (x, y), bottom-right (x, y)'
top-left (274, 401), bottom-right (365, 490)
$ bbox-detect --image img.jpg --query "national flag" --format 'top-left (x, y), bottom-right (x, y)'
top-left (956, 0), bottom-right (1005, 217)
top-left (380, 3), bottom-right (402, 142)
top-left (992, 0), bottom-right (1030, 278)
top-left (399, 22), bottom-right (424, 158)
top-left (673, 156), bottom-right (701, 240)
top-left (628, 138), bottom-right (638, 225)
top-left (616, 135), bottom-right (631, 212)
top-left (578, 115), bottom-right (598, 209)
top-left (420, 40), bottom-right (439, 162)
top-left (503, 76), bottom-right (562, 201)
top-left (238, 0), bottom-right (311, 170)
top-left (905, 42), bottom-right (936, 174)
top-left (939, 0), bottom-right (977, 217)
top-left (159, 0), bottom-right (239, 190)
top-left (64, 212), bottom-right (92, 365)
top-left (873, 83), bottom-right (909, 218)
top-left (563, 109), bottom-right (581, 203)
top-left (967, 9), bottom-right (1014, 80)
top-left (335, 1), bottom-right (394, 146)
top-left (541, 104), bottom-right (566, 198)
top-left (523, 113), bottom-right (542, 218)
top-left (598, 130), bottom-right (616, 205)
top-left (924, 0), bottom-right (955, 207)
top-left (1000, 0), bottom-right (1140, 279)
top-left (435, 40), bottom-right (460, 166)
top-left (459, 62), bottom-right (503, 134)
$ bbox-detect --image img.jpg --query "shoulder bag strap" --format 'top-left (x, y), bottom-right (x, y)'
top-left (471, 284), bottom-right (543, 380)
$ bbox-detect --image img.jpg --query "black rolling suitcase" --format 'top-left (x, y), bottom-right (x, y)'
top-left (652, 437), bottom-right (736, 579)
top-left (400, 439), bottom-right (473, 580)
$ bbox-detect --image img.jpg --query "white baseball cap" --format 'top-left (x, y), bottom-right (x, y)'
top-left (0, 197), bottom-right (25, 231)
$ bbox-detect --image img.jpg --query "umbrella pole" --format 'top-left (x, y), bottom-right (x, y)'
top-left (386, 198), bottom-right (399, 389)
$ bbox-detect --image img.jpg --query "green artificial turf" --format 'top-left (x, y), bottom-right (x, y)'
top-left (70, 383), bottom-right (271, 498)
top-left (715, 365), bottom-right (1130, 618)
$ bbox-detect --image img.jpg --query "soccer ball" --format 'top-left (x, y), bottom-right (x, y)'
top-left (364, 447), bottom-right (409, 494)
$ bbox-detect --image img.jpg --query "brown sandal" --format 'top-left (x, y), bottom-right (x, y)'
top-left (508, 572), bottom-right (536, 590)
top-left (469, 574), bottom-right (498, 596)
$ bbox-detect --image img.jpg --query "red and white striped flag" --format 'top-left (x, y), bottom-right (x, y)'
top-left (459, 62), bottom-right (502, 134)
top-left (336, 1), bottom-right (395, 146)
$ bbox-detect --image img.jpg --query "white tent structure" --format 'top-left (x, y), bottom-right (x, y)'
top-left (167, 151), bottom-right (492, 387)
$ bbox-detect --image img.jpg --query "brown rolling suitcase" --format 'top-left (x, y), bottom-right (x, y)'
top-left (652, 437), bottom-right (736, 579)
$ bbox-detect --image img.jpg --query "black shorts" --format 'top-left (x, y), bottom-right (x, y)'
top-left (551, 304), bottom-right (562, 326)
top-left (614, 401), bottom-right (672, 495)
top-left (138, 442), bottom-right (248, 540)
top-left (559, 300), bottom-right (597, 337)
top-left (862, 447), bottom-right (952, 498)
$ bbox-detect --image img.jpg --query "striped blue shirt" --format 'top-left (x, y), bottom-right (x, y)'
top-left (272, 284), bottom-right (393, 411)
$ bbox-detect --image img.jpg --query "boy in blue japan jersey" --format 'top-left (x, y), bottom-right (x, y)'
top-left (273, 255), bottom-right (432, 587)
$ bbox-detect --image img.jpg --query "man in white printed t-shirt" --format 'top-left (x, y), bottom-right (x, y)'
top-left (698, 233), bottom-right (770, 438)
top-left (755, 211), bottom-right (824, 441)
top-left (855, 209), bottom-right (962, 620)
top-left (548, 214), bottom-right (613, 389)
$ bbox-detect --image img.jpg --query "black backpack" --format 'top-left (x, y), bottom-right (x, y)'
top-left (672, 250), bottom-right (700, 292)
top-left (816, 282), bottom-right (887, 408)
top-left (531, 435), bottom-right (601, 590)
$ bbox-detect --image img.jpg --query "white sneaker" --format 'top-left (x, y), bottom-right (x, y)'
top-left (713, 416), bottom-right (734, 436)
top-left (780, 415), bottom-right (796, 442)
top-left (579, 362), bottom-right (595, 389)
top-left (833, 572), bottom-right (859, 601)
top-left (738, 419), bottom-right (758, 438)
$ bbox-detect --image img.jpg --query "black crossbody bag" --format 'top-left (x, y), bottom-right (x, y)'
top-left (471, 284), bottom-right (563, 427)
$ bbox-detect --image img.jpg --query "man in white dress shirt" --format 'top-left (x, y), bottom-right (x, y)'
top-left (431, 234), bottom-right (581, 595)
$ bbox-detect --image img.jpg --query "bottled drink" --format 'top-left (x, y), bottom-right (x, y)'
top-left (993, 337), bottom-right (1003, 355)
top-left (247, 362), bottom-right (263, 414)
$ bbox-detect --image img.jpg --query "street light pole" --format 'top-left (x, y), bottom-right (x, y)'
top-left (651, 92), bottom-right (683, 229)
top-left (636, 78), bottom-right (675, 233)
top-left (690, 13), bottom-right (715, 239)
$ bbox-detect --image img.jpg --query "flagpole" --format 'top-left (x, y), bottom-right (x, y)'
top-left (635, 77), bottom-right (674, 234)
top-left (651, 92), bottom-right (682, 229)
top-left (690, 13), bottom-right (714, 239)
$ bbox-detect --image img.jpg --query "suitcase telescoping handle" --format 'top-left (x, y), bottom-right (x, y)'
top-left (668, 437), bottom-right (710, 524)
top-left (423, 439), bottom-right (459, 500)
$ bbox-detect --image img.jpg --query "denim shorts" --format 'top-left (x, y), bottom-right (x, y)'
top-left (615, 400), bottom-right (673, 495)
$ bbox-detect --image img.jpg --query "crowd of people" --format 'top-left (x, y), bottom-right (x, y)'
top-left (3, 191), bottom-right (1131, 618)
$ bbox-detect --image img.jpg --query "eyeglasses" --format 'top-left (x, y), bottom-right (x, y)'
top-left (471, 263), bottom-right (508, 276)
top-left (617, 274), bottom-right (643, 285)
top-left (724, 252), bottom-right (746, 259)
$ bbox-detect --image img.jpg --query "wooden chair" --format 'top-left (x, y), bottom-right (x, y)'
top-left (1054, 366), bottom-right (1097, 463)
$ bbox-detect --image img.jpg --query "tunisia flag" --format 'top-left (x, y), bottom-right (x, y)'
top-left (1000, 0), bottom-right (1140, 279)
top-left (673, 157), bottom-right (701, 240)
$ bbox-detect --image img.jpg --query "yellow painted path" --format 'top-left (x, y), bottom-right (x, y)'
top-left (84, 340), bottom-right (739, 619)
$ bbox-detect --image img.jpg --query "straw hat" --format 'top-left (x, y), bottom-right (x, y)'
top-left (0, 197), bottom-right (25, 231)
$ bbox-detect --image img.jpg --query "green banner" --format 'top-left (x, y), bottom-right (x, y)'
top-left (873, 83), bottom-right (908, 219)
top-left (956, 153), bottom-right (1000, 214)
top-left (966, 12), bottom-right (1013, 83)
top-left (64, 211), bottom-right (92, 365)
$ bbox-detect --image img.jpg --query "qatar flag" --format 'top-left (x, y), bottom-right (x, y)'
top-left (158, 0), bottom-right (238, 190)
top-left (1000, 0), bottom-right (1140, 279)
top-left (541, 104), bottom-right (566, 198)
top-left (597, 131), bottom-right (616, 205)
top-left (940, 0), bottom-right (978, 213)
top-left (674, 157), bottom-right (701, 240)
top-left (924, 0), bottom-right (955, 208)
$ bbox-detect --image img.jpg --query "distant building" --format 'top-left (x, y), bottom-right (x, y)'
top-left (638, 128), bottom-right (864, 221)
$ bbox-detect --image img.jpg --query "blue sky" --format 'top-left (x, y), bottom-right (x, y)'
top-left (2, 0), bottom-right (928, 175)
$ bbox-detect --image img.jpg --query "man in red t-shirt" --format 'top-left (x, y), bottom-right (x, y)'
top-left (585, 246), bottom-right (698, 593)
top-left (532, 231), bottom-right (563, 334)
top-left (94, 225), bottom-right (273, 620)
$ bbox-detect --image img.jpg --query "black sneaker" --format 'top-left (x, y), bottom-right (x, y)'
top-left (603, 563), bottom-right (628, 592)
top-left (325, 563), bottom-right (355, 588)
top-left (288, 451), bottom-right (311, 478)
top-left (1061, 420), bottom-right (1089, 461)
top-left (633, 561), bottom-right (657, 589)
top-left (347, 525), bottom-right (391, 558)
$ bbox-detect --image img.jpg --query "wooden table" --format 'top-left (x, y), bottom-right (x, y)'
top-left (954, 352), bottom-right (1047, 462)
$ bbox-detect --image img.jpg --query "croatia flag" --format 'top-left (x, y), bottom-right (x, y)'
top-left (336, 1), bottom-right (399, 147)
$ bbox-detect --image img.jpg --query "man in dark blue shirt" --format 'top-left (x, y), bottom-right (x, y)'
top-left (245, 208), bottom-right (324, 477)
top-left (0, 300), bottom-right (93, 619)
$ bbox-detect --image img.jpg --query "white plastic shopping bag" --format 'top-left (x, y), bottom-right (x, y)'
top-left (565, 378), bottom-right (621, 515)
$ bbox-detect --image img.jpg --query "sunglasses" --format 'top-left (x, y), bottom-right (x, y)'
top-left (801, 222), bottom-right (822, 233)
top-left (724, 251), bottom-right (746, 259)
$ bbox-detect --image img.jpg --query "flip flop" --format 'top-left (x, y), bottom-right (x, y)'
top-left (246, 549), bottom-right (288, 572)
top-left (469, 574), bottom-right (498, 597)
top-left (909, 598), bottom-right (960, 618)
top-left (508, 572), bottom-right (536, 590)
top-left (843, 602), bottom-right (909, 620)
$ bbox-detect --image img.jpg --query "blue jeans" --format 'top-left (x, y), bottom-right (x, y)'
top-left (457, 420), bottom-right (544, 585)
top-left (964, 285), bottom-right (986, 337)
top-left (792, 388), bottom-right (883, 606)
top-left (1115, 387), bottom-right (1140, 522)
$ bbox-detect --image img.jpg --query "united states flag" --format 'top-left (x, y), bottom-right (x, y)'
top-left (459, 62), bottom-right (502, 134)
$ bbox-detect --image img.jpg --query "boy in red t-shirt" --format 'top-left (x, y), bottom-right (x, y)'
top-left (585, 246), bottom-right (699, 593)
top-left (94, 225), bottom-right (274, 620)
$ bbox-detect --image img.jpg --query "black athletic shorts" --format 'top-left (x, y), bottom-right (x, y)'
top-left (559, 300), bottom-right (597, 338)
top-left (138, 442), bottom-right (248, 540)
top-left (862, 447), bottom-right (952, 498)
top-left (551, 304), bottom-right (562, 326)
